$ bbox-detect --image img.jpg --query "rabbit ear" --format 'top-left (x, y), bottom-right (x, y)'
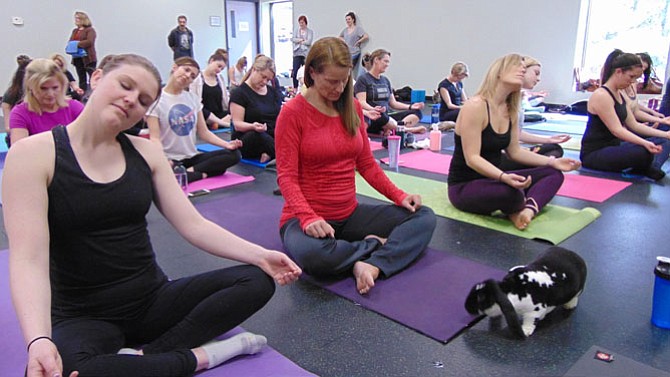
top-left (490, 281), bottom-right (525, 338)
top-left (464, 281), bottom-right (486, 314)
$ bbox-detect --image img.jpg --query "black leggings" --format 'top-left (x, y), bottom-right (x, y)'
top-left (54, 265), bottom-right (275, 376)
top-left (367, 109), bottom-right (423, 134)
top-left (292, 55), bottom-right (305, 88)
top-left (178, 149), bottom-right (241, 181)
top-left (72, 57), bottom-right (96, 91)
top-left (235, 131), bottom-right (276, 160)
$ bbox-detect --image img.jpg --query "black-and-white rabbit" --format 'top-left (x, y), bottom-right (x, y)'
top-left (465, 246), bottom-right (587, 338)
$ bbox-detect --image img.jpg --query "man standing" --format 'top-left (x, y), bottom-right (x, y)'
top-left (167, 15), bottom-right (194, 60)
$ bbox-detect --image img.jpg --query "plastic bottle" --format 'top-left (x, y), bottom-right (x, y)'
top-left (387, 135), bottom-right (401, 169)
top-left (430, 124), bottom-right (442, 151)
top-left (652, 256), bottom-right (670, 329)
top-left (174, 163), bottom-right (188, 193)
top-left (431, 104), bottom-right (440, 124)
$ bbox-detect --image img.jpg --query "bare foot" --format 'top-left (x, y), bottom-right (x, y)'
top-left (408, 126), bottom-right (427, 134)
top-left (353, 261), bottom-right (380, 295)
top-left (260, 153), bottom-right (271, 163)
top-left (364, 234), bottom-right (387, 246)
top-left (509, 208), bottom-right (535, 230)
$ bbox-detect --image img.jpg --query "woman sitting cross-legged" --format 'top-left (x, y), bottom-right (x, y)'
top-left (448, 53), bottom-right (581, 230)
top-left (190, 52), bottom-right (232, 130)
top-left (9, 58), bottom-right (84, 145)
top-left (276, 37), bottom-right (436, 295)
top-left (500, 56), bottom-right (571, 170)
top-left (354, 48), bottom-right (426, 136)
top-left (147, 57), bottom-right (242, 183)
top-left (229, 54), bottom-right (281, 163)
top-left (580, 49), bottom-right (670, 180)
top-left (3, 54), bottom-right (301, 377)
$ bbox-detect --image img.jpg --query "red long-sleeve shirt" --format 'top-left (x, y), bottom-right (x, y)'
top-left (276, 94), bottom-right (407, 229)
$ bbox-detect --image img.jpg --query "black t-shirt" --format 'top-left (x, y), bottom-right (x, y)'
top-left (229, 82), bottom-right (281, 138)
top-left (354, 72), bottom-right (393, 109)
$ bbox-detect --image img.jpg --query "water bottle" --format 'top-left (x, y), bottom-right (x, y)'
top-left (429, 123), bottom-right (442, 151)
top-left (396, 122), bottom-right (407, 148)
top-left (652, 256), bottom-right (670, 329)
top-left (174, 163), bottom-right (188, 193)
top-left (387, 135), bottom-right (401, 169)
top-left (431, 104), bottom-right (440, 124)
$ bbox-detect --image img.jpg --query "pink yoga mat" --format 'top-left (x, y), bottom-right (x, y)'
top-left (369, 140), bottom-right (384, 152)
top-left (558, 174), bottom-right (631, 203)
top-left (0, 250), bottom-right (314, 377)
top-left (382, 150), bottom-right (631, 202)
top-left (187, 172), bottom-right (254, 194)
top-left (381, 149), bottom-right (452, 175)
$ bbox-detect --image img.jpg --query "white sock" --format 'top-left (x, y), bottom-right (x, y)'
top-left (117, 347), bottom-right (142, 355)
top-left (201, 332), bottom-right (267, 369)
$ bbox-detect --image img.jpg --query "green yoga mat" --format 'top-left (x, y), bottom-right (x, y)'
top-left (356, 171), bottom-right (600, 244)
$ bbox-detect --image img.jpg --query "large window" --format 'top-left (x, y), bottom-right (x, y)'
top-left (576, 0), bottom-right (670, 87)
top-left (270, 1), bottom-right (293, 77)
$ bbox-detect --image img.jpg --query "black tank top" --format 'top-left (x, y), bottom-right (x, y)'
top-left (48, 126), bottom-right (166, 320)
top-left (202, 78), bottom-right (226, 118)
top-left (580, 86), bottom-right (625, 158)
top-left (448, 101), bottom-right (511, 184)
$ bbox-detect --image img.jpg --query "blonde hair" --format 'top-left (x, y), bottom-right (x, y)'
top-left (304, 37), bottom-right (359, 136)
top-left (241, 54), bottom-right (276, 83)
top-left (75, 11), bottom-right (92, 27)
top-left (523, 56), bottom-right (541, 69)
top-left (23, 58), bottom-right (68, 114)
top-left (476, 53), bottom-right (524, 118)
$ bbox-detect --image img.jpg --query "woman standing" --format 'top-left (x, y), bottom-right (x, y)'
top-left (354, 49), bottom-right (425, 135)
top-left (229, 55), bottom-right (281, 163)
top-left (291, 15), bottom-right (313, 88)
top-left (447, 54), bottom-right (580, 230)
top-left (580, 49), bottom-right (670, 180)
top-left (276, 37), bottom-right (435, 295)
top-left (4, 53), bottom-right (300, 377)
top-left (190, 52), bottom-right (232, 130)
top-left (147, 57), bottom-right (242, 183)
top-left (338, 12), bottom-right (368, 76)
top-left (9, 58), bottom-right (84, 145)
top-left (67, 11), bottom-right (97, 91)
top-left (437, 62), bottom-right (469, 122)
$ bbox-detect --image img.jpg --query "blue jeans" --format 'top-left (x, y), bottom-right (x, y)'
top-left (280, 203), bottom-right (436, 277)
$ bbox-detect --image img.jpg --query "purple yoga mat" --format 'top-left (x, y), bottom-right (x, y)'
top-left (302, 248), bottom-right (505, 343)
top-left (196, 191), bottom-right (506, 343)
top-left (0, 250), bottom-right (314, 376)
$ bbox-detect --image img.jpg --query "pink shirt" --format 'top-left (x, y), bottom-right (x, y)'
top-left (9, 100), bottom-right (84, 136)
top-left (276, 94), bottom-right (407, 229)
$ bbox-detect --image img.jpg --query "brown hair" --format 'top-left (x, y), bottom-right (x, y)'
top-left (298, 15), bottom-right (308, 24)
top-left (100, 54), bottom-right (162, 100)
top-left (304, 37), bottom-right (359, 136)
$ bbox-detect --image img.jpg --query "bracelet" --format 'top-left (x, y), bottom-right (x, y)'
top-left (27, 336), bottom-right (53, 352)
top-left (408, 103), bottom-right (413, 110)
top-left (498, 171), bottom-right (505, 181)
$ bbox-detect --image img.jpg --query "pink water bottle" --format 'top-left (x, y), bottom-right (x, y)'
top-left (429, 124), bottom-right (442, 151)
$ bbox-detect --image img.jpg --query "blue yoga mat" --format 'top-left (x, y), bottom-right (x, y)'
top-left (196, 143), bottom-right (270, 168)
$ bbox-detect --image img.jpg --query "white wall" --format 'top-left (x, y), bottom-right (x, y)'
top-left (294, 0), bottom-right (590, 104)
top-left (1, 0), bottom-right (227, 86)
top-left (2, 0), bottom-right (591, 104)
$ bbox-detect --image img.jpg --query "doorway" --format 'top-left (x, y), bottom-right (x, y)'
top-left (226, 0), bottom-right (258, 82)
